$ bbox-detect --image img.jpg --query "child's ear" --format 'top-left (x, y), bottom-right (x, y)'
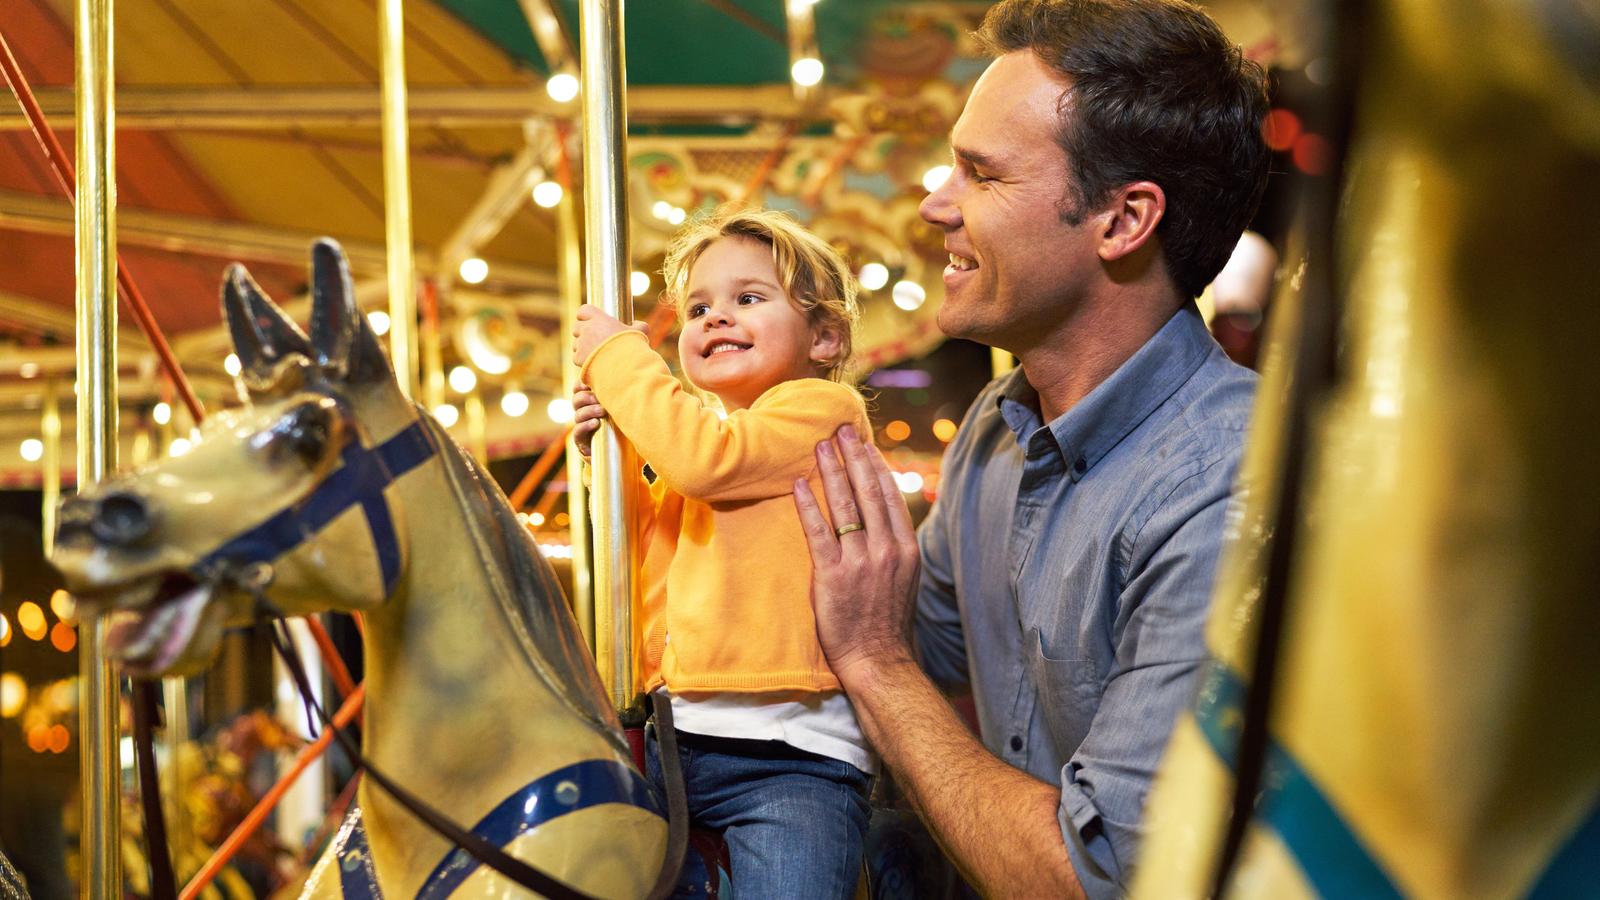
top-left (809, 325), bottom-right (843, 369)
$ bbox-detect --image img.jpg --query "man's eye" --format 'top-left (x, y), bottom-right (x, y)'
top-left (972, 172), bottom-right (994, 184)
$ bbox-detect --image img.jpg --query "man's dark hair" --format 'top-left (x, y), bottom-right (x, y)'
top-left (980, 0), bottom-right (1271, 298)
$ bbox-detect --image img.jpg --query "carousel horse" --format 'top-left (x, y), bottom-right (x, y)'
top-left (51, 240), bottom-right (667, 898)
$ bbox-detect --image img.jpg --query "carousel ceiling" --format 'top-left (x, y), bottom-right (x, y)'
top-left (0, 0), bottom-right (1281, 485)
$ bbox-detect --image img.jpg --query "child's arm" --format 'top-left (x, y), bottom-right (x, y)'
top-left (579, 329), bottom-right (863, 503)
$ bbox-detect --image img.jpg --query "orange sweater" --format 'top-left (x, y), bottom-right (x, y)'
top-left (581, 330), bottom-right (871, 693)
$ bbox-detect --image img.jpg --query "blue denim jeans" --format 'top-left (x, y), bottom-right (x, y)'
top-left (646, 728), bottom-right (871, 900)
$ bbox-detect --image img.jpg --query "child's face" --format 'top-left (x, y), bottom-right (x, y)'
top-left (677, 236), bottom-right (830, 411)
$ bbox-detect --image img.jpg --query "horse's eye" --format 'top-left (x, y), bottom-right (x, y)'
top-left (270, 400), bottom-right (336, 466)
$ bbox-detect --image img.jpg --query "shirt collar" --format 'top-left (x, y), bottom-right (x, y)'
top-left (995, 303), bottom-right (1216, 482)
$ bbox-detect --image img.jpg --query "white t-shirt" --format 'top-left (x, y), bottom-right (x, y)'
top-left (667, 689), bottom-right (877, 774)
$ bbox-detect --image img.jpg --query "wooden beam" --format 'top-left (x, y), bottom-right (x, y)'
top-left (0, 188), bottom-right (557, 290)
top-left (0, 84), bottom-right (815, 130)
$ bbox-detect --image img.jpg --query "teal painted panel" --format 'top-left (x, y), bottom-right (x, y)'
top-left (434, 0), bottom-right (939, 86)
top-left (435, 0), bottom-right (551, 73)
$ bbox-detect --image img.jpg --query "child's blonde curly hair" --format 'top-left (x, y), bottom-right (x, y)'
top-left (660, 208), bottom-right (859, 382)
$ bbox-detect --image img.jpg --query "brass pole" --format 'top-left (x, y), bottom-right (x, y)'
top-left (74, 0), bottom-right (122, 893)
top-left (162, 678), bottom-right (190, 860)
top-left (465, 389), bottom-right (488, 462)
top-left (580, 0), bottom-right (637, 709)
top-left (558, 159), bottom-right (594, 652)
top-left (378, 0), bottom-right (418, 399)
top-left (991, 347), bottom-right (1014, 378)
top-left (41, 377), bottom-right (61, 557)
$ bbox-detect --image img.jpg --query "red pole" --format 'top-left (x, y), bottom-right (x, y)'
top-left (0, 27), bottom-right (206, 424)
top-left (179, 685), bottom-right (367, 900)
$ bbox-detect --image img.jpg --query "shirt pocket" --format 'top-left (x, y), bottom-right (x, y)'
top-left (1027, 628), bottom-right (1103, 760)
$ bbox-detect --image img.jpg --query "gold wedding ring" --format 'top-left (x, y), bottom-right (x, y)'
top-left (834, 522), bottom-right (865, 537)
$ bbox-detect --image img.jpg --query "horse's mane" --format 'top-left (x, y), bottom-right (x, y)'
top-left (418, 413), bottom-right (625, 751)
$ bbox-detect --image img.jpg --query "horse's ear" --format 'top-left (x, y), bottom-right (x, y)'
top-left (221, 264), bottom-right (310, 386)
top-left (309, 239), bottom-right (391, 384)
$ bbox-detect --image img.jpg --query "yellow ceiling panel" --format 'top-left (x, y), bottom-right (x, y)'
top-left (173, 132), bottom-right (387, 243)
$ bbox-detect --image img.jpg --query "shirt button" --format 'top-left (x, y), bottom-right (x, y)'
top-left (1072, 457), bottom-right (1087, 475)
top-left (1009, 735), bottom-right (1023, 752)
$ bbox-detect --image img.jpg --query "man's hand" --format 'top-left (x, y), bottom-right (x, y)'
top-left (571, 382), bottom-right (606, 460)
top-left (794, 423), bottom-right (921, 685)
top-left (571, 304), bottom-right (646, 367)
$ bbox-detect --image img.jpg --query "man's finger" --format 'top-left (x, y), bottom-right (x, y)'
top-left (866, 441), bottom-right (917, 548)
top-left (837, 425), bottom-right (892, 539)
top-left (793, 478), bottom-right (841, 566)
top-left (814, 439), bottom-right (863, 533)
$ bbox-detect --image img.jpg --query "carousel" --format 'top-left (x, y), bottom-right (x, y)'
top-left (1, 0), bottom-right (1597, 898)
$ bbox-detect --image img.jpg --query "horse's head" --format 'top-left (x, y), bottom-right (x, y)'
top-left (52, 240), bottom-right (421, 677)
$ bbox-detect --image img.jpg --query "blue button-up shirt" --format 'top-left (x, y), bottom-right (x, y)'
top-left (915, 305), bottom-right (1256, 897)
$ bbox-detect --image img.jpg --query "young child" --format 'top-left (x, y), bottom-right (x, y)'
top-left (570, 208), bottom-right (873, 898)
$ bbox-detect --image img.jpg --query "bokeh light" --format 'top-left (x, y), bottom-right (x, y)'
top-left (884, 420), bottom-right (912, 442)
top-left (501, 390), bottom-right (530, 417)
top-left (448, 365), bottom-right (478, 394)
top-left (631, 271), bottom-right (651, 297)
top-left (922, 164), bottom-right (952, 192)
top-left (459, 257), bottom-right (489, 285)
top-left (858, 263), bottom-right (889, 291)
top-left (50, 622), bottom-right (76, 653)
top-left (1263, 108), bottom-right (1301, 152)
top-left (19, 439), bottom-right (42, 462)
top-left (532, 181), bottom-right (564, 208)
top-left (0, 673), bottom-right (24, 718)
top-left (791, 57), bottom-right (824, 87)
top-left (153, 401), bottom-right (172, 425)
top-left (368, 310), bottom-right (391, 336)
top-left (547, 398), bottom-right (575, 424)
top-left (547, 73), bottom-right (579, 103)
top-left (933, 418), bottom-right (958, 442)
top-left (433, 403), bottom-right (460, 427)
top-left (224, 354), bottom-right (242, 377)
top-left (892, 280), bottom-right (926, 311)
top-left (50, 589), bottom-right (75, 623)
top-left (17, 602), bottom-right (47, 641)
top-left (1293, 133), bottom-right (1333, 175)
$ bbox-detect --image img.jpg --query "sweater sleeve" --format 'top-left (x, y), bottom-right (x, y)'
top-left (580, 330), bottom-right (863, 503)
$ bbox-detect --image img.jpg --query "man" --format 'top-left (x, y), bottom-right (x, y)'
top-left (792, 1), bottom-right (1271, 896)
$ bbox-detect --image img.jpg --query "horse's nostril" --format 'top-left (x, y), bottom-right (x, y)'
top-left (92, 491), bottom-right (153, 545)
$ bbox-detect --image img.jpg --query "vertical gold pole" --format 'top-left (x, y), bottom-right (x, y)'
top-left (161, 678), bottom-right (189, 860)
top-left (991, 347), bottom-right (1014, 378)
top-left (558, 181), bottom-right (594, 651)
top-left (378, 0), bottom-right (418, 399)
top-left (74, 0), bottom-right (122, 893)
top-left (41, 378), bottom-right (61, 558)
top-left (784, 0), bottom-right (821, 105)
top-left (465, 389), bottom-right (488, 462)
top-left (580, 0), bottom-right (637, 709)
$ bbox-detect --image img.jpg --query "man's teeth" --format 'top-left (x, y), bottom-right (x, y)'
top-left (949, 253), bottom-right (977, 271)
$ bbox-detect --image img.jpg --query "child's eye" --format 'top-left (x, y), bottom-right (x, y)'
top-left (686, 303), bottom-right (708, 319)
top-left (738, 292), bottom-right (763, 305)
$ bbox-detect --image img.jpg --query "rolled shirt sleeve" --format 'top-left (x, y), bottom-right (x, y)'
top-left (1056, 486), bottom-right (1234, 896)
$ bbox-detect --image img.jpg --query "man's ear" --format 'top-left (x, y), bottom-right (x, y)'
top-left (1097, 180), bottom-right (1166, 263)
top-left (809, 325), bottom-right (844, 369)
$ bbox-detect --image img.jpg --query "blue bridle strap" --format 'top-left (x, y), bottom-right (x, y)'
top-left (332, 759), bottom-right (662, 899)
top-left (199, 419), bottom-right (438, 594)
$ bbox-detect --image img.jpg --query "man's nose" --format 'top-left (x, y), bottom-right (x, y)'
top-left (919, 177), bottom-right (962, 229)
